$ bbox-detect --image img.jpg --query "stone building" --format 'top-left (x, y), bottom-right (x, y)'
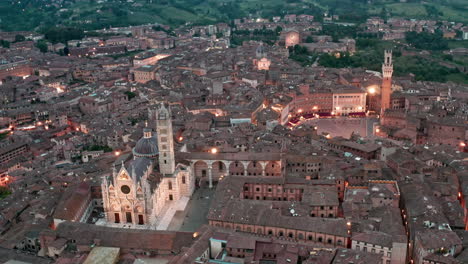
top-left (253, 44), bottom-right (271, 71)
top-left (133, 65), bottom-right (159, 83)
top-left (0, 60), bottom-right (33, 81)
top-left (101, 104), bottom-right (195, 228)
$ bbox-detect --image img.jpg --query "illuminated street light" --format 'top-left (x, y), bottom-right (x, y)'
top-left (211, 148), bottom-right (218, 154)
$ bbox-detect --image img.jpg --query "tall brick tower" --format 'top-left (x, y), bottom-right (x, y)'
top-left (156, 103), bottom-right (175, 175)
top-left (381, 50), bottom-right (393, 113)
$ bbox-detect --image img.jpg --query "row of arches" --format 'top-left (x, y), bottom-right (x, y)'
top-left (192, 160), bottom-right (282, 181)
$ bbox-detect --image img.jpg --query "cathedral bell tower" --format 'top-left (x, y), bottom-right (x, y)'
top-left (381, 50), bottom-right (393, 113)
top-left (156, 103), bottom-right (175, 175)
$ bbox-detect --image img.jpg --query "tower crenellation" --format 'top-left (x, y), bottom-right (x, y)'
top-left (382, 50), bottom-right (393, 79)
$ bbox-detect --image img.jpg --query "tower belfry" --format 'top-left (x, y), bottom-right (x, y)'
top-left (381, 50), bottom-right (393, 113)
top-left (156, 103), bottom-right (175, 175)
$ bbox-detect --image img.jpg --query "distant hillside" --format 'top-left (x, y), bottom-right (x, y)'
top-left (0, 0), bottom-right (466, 32)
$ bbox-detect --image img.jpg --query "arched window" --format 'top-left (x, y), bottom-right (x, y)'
top-left (168, 181), bottom-right (172, 190)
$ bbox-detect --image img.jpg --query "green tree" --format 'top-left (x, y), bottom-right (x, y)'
top-left (36, 40), bottom-right (48, 53)
top-left (405, 31), bottom-right (448, 50)
top-left (15, 34), bottom-right (26, 42)
top-left (124, 91), bottom-right (136, 100)
top-left (0, 186), bottom-right (11, 200)
top-left (43, 27), bottom-right (84, 44)
top-left (275, 26), bottom-right (283, 35)
top-left (0, 40), bottom-right (10, 48)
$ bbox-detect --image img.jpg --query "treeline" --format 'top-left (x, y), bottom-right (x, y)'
top-left (318, 50), bottom-right (462, 83)
top-left (319, 24), bottom-right (357, 42)
top-left (405, 31), bottom-right (448, 50)
top-left (288, 45), bottom-right (318, 67)
top-left (231, 27), bottom-right (281, 46)
top-left (394, 56), bottom-right (461, 82)
top-left (233, 27), bottom-right (281, 37)
top-left (42, 27), bottom-right (85, 44)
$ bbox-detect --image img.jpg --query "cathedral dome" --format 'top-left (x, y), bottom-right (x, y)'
top-left (133, 128), bottom-right (159, 158)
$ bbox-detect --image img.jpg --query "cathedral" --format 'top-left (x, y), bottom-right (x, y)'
top-left (101, 104), bottom-right (195, 228)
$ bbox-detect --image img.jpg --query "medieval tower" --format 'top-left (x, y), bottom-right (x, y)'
top-left (381, 50), bottom-right (393, 113)
top-left (156, 103), bottom-right (175, 175)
